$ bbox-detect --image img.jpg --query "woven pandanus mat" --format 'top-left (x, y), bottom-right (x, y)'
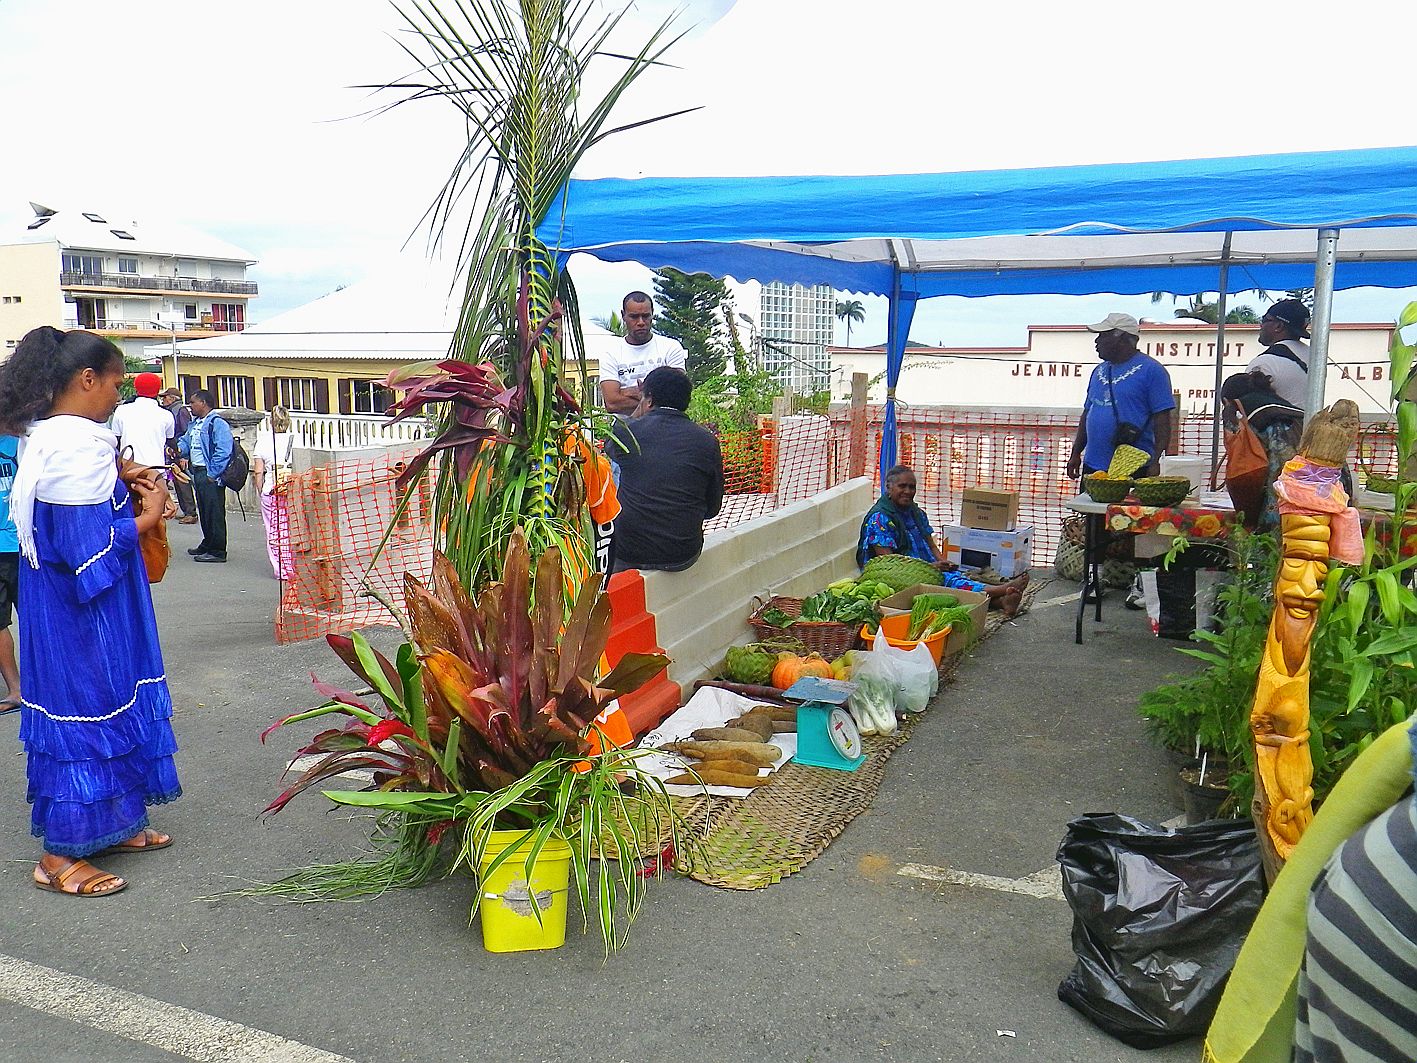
top-left (675, 580), bottom-right (1046, 890)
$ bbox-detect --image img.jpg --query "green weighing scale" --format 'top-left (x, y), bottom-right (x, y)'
top-left (782, 676), bottom-right (865, 772)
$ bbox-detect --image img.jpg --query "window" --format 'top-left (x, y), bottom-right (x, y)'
top-left (1, 296), bottom-right (19, 304)
top-left (26, 217), bottom-right (49, 230)
top-left (273, 377), bottom-right (321, 412)
top-left (61, 253), bottom-right (103, 275)
top-left (117, 257), bottom-right (138, 274)
top-left (110, 229), bottom-right (135, 240)
top-left (213, 376), bottom-right (253, 409)
top-left (82, 212), bottom-right (107, 224)
top-left (347, 379), bottom-right (392, 414)
top-left (210, 302), bottom-right (245, 332)
top-left (184, 304), bottom-right (197, 320)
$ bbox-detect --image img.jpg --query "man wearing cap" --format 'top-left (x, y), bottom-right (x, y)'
top-left (112, 372), bottom-right (176, 469)
top-left (159, 387), bottom-right (198, 524)
top-left (1066, 312), bottom-right (1176, 480)
top-left (1245, 298), bottom-right (1311, 408)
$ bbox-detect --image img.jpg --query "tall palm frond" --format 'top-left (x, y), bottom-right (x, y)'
top-left (369, 0), bottom-right (694, 590)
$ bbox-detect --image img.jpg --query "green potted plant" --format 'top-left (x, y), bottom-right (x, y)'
top-left (1138, 530), bottom-right (1278, 819)
top-left (260, 528), bottom-right (698, 954)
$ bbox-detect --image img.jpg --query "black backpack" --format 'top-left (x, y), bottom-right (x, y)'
top-left (222, 437), bottom-right (251, 492)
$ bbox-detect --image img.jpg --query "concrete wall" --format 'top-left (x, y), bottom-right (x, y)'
top-left (641, 477), bottom-right (874, 690)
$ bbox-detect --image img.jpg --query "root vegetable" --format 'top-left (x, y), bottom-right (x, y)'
top-left (666, 769), bottom-right (771, 788)
top-left (725, 715), bottom-right (774, 740)
top-left (690, 726), bottom-right (766, 744)
top-left (662, 741), bottom-right (780, 766)
top-left (669, 759), bottom-right (766, 778)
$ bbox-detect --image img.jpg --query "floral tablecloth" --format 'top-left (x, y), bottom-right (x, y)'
top-left (1104, 503), bottom-right (1234, 539)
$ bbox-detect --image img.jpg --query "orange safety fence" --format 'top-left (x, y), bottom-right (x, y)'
top-left (273, 408), bottom-right (1396, 643)
top-left (274, 444), bottom-right (433, 644)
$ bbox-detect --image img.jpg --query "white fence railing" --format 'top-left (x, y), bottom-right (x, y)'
top-left (291, 413), bottom-right (430, 450)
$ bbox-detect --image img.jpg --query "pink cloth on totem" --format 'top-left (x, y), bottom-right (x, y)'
top-left (1274, 456), bottom-right (1364, 565)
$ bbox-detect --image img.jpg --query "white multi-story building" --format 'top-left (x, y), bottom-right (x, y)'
top-left (0, 202), bottom-right (257, 362)
top-left (757, 280), bottom-right (834, 394)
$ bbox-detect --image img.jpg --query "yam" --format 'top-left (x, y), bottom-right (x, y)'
top-left (726, 714), bottom-right (774, 740)
top-left (671, 759), bottom-right (766, 778)
top-left (666, 769), bottom-right (771, 789)
top-left (740, 708), bottom-right (796, 732)
top-left (690, 726), bottom-right (765, 744)
top-left (662, 741), bottom-right (780, 766)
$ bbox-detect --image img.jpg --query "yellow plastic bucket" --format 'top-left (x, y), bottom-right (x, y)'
top-left (860, 612), bottom-right (950, 665)
top-left (477, 829), bottom-right (573, 953)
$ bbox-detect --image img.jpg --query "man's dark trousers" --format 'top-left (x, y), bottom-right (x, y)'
top-left (172, 470), bottom-right (197, 518)
top-left (192, 467), bottom-right (228, 559)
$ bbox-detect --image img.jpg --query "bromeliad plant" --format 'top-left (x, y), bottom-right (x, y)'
top-left (260, 527), bottom-right (697, 954)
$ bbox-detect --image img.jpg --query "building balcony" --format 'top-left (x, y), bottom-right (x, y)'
top-left (62, 318), bottom-right (251, 337)
top-left (59, 272), bottom-right (258, 297)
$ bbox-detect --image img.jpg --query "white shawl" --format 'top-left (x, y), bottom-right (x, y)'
top-left (10, 415), bottom-right (119, 566)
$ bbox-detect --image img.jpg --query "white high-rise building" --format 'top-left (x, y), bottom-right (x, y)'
top-left (757, 281), bottom-right (834, 394)
top-left (0, 202), bottom-right (257, 364)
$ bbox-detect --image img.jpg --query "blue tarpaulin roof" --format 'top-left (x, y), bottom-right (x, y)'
top-left (541, 145), bottom-right (1417, 297)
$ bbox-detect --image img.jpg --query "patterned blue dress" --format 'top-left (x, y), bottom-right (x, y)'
top-left (859, 505), bottom-right (986, 592)
top-left (18, 479), bottom-right (180, 856)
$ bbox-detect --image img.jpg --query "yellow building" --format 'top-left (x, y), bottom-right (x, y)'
top-left (151, 258), bottom-right (608, 413)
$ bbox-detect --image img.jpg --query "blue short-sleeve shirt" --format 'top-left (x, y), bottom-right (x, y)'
top-left (1082, 353), bottom-right (1176, 472)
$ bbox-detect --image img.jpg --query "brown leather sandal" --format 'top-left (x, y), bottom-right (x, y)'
top-left (33, 858), bottom-right (127, 897)
top-left (102, 828), bottom-right (172, 854)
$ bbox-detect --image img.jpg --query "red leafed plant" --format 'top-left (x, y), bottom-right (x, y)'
top-left (255, 528), bottom-right (695, 954)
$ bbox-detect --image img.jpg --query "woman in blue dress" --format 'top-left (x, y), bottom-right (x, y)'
top-left (0, 327), bottom-right (180, 897)
top-left (856, 465), bottom-right (1028, 616)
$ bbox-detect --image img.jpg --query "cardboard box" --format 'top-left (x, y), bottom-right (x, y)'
top-left (960, 487), bottom-right (1019, 531)
top-left (939, 525), bottom-right (1034, 578)
top-left (877, 583), bottom-right (989, 658)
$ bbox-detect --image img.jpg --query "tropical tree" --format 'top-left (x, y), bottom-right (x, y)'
top-left (373, 0), bottom-right (690, 593)
top-left (1150, 291), bottom-right (1259, 324)
top-left (835, 298), bottom-right (865, 346)
top-left (591, 311), bottom-right (624, 336)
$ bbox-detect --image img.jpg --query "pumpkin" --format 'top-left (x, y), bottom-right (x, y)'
top-left (770, 652), bottom-right (834, 690)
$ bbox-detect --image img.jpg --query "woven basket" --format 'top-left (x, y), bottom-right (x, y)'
top-left (1085, 474), bottom-right (1133, 503)
top-left (1132, 476), bottom-right (1191, 507)
top-left (748, 596), bottom-right (861, 659)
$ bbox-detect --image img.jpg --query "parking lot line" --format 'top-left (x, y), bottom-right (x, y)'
top-left (0, 954), bottom-right (356, 1063)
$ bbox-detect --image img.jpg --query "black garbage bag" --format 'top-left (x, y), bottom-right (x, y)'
top-left (1056, 813), bottom-right (1264, 1049)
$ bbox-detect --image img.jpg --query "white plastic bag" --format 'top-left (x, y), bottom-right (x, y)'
top-left (869, 630), bottom-right (936, 713)
top-left (846, 650), bottom-right (900, 735)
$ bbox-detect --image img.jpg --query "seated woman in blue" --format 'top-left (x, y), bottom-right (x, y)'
top-left (1, 327), bottom-right (180, 897)
top-left (856, 465), bottom-right (1027, 617)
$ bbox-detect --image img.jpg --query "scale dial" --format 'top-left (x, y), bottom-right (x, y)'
top-left (827, 707), bottom-right (863, 759)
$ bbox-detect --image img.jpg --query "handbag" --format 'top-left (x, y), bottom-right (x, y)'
top-left (1223, 399), bottom-right (1270, 529)
top-left (129, 483), bottom-right (171, 583)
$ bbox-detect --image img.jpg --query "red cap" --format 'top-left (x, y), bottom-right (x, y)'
top-left (134, 372), bottom-right (163, 397)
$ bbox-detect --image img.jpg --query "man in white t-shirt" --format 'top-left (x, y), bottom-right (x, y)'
top-left (597, 290), bottom-right (687, 414)
top-left (1246, 298), bottom-right (1311, 408)
top-left (111, 372), bottom-right (176, 467)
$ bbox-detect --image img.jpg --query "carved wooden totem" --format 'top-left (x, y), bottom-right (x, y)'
top-left (1249, 400), bottom-right (1361, 875)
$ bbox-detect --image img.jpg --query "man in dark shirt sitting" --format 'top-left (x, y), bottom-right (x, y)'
top-left (607, 366), bottom-right (724, 573)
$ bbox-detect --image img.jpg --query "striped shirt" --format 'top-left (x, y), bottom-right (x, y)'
top-left (1294, 791), bottom-right (1417, 1062)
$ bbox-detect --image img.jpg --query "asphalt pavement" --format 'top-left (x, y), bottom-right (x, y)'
top-left (0, 515), bottom-right (1209, 1063)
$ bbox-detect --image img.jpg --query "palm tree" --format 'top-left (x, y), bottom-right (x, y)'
top-left (835, 298), bottom-right (865, 346)
top-left (1151, 291), bottom-right (1259, 324)
top-left (591, 311), bottom-right (624, 336)
top-left (373, 0), bottom-right (689, 592)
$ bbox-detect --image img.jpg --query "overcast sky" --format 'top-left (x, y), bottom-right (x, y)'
top-left (2, 0), bottom-right (1412, 348)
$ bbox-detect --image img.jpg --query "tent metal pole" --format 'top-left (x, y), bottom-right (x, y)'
top-left (1208, 232), bottom-right (1234, 488)
top-left (1306, 229), bottom-right (1340, 419)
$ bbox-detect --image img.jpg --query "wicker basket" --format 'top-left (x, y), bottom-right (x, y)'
top-left (747, 596), bottom-right (861, 659)
top-left (1085, 474), bottom-right (1133, 504)
top-left (1132, 476), bottom-right (1191, 508)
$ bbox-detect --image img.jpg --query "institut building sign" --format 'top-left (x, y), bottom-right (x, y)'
top-left (829, 320), bottom-right (1394, 416)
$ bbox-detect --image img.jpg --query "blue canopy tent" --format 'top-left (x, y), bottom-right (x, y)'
top-left (539, 145), bottom-right (1417, 482)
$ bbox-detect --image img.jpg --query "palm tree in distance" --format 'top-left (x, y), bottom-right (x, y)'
top-left (591, 311), bottom-right (624, 336)
top-left (835, 298), bottom-right (866, 346)
top-left (1150, 291), bottom-right (1260, 324)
